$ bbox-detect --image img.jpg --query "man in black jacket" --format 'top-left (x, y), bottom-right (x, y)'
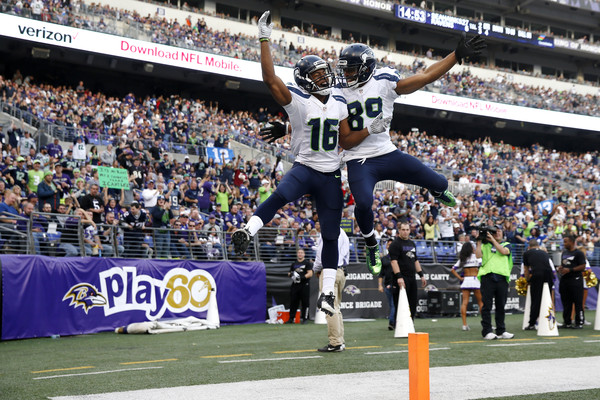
top-left (522, 239), bottom-right (554, 330)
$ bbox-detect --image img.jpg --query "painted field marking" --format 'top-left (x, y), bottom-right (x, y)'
top-left (365, 347), bottom-right (450, 355)
top-left (547, 336), bottom-right (578, 340)
top-left (450, 340), bottom-right (484, 344)
top-left (120, 358), bottom-right (177, 365)
top-left (33, 367), bottom-right (163, 380)
top-left (218, 356), bottom-right (322, 364)
top-left (273, 349), bottom-right (318, 354)
top-left (487, 342), bottom-right (556, 347)
top-left (589, 335), bottom-right (600, 337)
top-left (200, 353), bottom-right (252, 359)
top-left (31, 366), bottom-right (94, 374)
top-left (583, 340), bottom-right (600, 343)
top-left (508, 338), bottom-right (535, 342)
top-left (345, 345), bottom-right (381, 350)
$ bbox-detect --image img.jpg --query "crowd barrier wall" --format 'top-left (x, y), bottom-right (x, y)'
top-left (0, 255), bottom-right (266, 340)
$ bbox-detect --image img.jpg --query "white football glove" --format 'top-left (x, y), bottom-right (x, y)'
top-left (292, 271), bottom-right (301, 283)
top-left (258, 11), bottom-right (274, 41)
top-left (367, 112), bottom-right (392, 135)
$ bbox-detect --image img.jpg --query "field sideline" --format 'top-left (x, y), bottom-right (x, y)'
top-left (1, 313), bottom-right (599, 400)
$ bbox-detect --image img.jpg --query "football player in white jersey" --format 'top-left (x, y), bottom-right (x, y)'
top-left (231, 11), bottom-right (388, 316)
top-left (336, 38), bottom-right (485, 275)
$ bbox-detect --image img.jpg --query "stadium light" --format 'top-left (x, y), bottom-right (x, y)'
top-left (31, 47), bottom-right (50, 59)
top-left (225, 80), bottom-right (240, 90)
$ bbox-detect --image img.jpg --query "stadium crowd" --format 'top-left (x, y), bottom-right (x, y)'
top-left (2, 0), bottom-right (600, 116)
top-left (0, 69), bottom-right (599, 262)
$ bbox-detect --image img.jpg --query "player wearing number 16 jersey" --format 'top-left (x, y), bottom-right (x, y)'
top-left (337, 37), bottom-right (485, 275)
top-left (232, 11), bottom-right (388, 316)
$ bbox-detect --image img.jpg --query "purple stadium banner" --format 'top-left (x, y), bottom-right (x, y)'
top-left (1, 256), bottom-right (266, 340)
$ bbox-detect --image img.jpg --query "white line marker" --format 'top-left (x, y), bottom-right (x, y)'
top-left (583, 340), bottom-right (600, 343)
top-left (218, 356), bottom-right (322, 364)
top-left (33, 367), bottom-right (163, 380)
top-left (487, 342), bottom-right (556, 347)
top-left (365, 347), bottom-right (450, 355)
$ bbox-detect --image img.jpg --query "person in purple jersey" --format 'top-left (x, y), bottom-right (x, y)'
top-left (46, 137), bottom-right (63, 159)
top-left (197, 175), bottom-right (214, 213)
top-left (52, 164), bottom-right (72, 194)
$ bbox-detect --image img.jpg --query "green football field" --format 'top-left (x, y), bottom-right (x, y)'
top-left (1, 312), bottom-right (599, 400)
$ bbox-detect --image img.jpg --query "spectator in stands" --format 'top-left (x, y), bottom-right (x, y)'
top-left (172, 217), bottom-right (191, 259)
top-left (57, 208), bottom-right (84, 257)
top-left (100, 144), bottom-right (115, 166)
top-left (18, 131), bottom-right (35, 158)
top-left (121, 201), bottom-right (149, 258)
top-left (183, 178), bottom-right (200, 208)
top-left (99, 211), bottom-right (123, 257)
top-left (141, 180), bottom-right (160, 208)
top-left (79, 184), bottom-right (105, 224)
top-left (37, 170), bottom-right (61, 212)
top-left (46, 138), bottom-right (63, 160)
top-left (151, 195), bottom-right (173, 258)
top-left (26, 159), bottom-right (44, 194)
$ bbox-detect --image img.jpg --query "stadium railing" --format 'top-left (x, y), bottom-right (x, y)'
top-left (5, 213), bottom-right (590, 269)
top-left (0, 211), bottom-right (31, 254)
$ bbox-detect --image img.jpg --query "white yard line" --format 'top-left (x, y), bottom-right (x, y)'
top-left (34, 367), bottom-right (163, 380)
top-left (365, 347), bottom-right (450, 355)
top-left (50, 356), bottom-right (600, 400)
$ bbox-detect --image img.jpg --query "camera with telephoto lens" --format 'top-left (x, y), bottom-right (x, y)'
top-left (477, 226), bottom-right (498, 244)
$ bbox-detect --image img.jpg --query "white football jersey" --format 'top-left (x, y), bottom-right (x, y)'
top-left (339, 67), bottom-right (400, 161)
top-left (283, 85), bottom-right (348, 173)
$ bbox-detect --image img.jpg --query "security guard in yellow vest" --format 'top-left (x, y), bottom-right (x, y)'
top-left (476, 226), bottom-right (515, 340)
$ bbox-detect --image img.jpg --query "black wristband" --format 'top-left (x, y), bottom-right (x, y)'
top-left (417, 271), bottom-right (424, 278)
top-left (394, 272), bottom-right (403, 280)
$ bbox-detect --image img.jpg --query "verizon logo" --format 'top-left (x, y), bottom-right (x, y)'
top-left (18, 25), bottom-right (76, 43)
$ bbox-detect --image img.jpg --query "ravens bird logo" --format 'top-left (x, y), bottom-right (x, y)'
top-left (63, 283), bottom-right (107, 314)
top-left (343, 285), bottom-right (361, 296)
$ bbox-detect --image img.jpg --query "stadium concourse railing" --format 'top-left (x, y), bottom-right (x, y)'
top-left (2, 213), bottom-right (597, 269)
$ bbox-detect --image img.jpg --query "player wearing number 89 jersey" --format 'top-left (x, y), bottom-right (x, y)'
top-left (337, 39), bottom-right (485, 274)
top-left (339, 67), bottom-right (399, 161)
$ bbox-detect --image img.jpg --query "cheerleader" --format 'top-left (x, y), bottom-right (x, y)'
top-left (451, 242), bottom-right (483, 331)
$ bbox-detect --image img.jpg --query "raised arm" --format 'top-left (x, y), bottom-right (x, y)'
top-left (259, 11), bottom-right (292, 106)
top-left (395, 34), bottom-right (485, 95)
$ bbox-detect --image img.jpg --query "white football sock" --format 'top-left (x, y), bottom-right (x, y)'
top-left (246, 215), bottom-right (264, 236)
top-left (321, 268), bottom-right (337, 294)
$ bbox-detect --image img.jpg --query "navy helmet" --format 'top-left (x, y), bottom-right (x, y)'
top-left (293, 55), bottom-right (335, 95)
top-left (336, 43), bottom-right (377, 88)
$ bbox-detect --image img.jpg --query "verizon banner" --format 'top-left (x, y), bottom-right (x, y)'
top-left (0, 13), bottom-right (294, 82)
top-left (1, 256), bottom-right (266, 340)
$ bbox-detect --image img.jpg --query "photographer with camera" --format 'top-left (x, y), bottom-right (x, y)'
top-left (287, 248), bottom-right (313, 324)
top-left (475, 225), bottom-right (515, 340)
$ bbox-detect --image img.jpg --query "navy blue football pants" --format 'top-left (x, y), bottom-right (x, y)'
top-left (347, 150), bottom-right (448, 234)
top-left (255, 163), bottom-right (343, 270)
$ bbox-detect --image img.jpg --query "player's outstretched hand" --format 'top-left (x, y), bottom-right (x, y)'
top-left (258, 11), bottom-right (274, 40)
top-left (367, 112), bottom-right (392, 135)
top-left (259, 121), bottom-right (288, 143)
top-left (454, 33), bottom-right (486, 65)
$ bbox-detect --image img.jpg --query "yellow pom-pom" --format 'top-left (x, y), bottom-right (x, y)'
top-left (515, 277), bottom-right (528, 296)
